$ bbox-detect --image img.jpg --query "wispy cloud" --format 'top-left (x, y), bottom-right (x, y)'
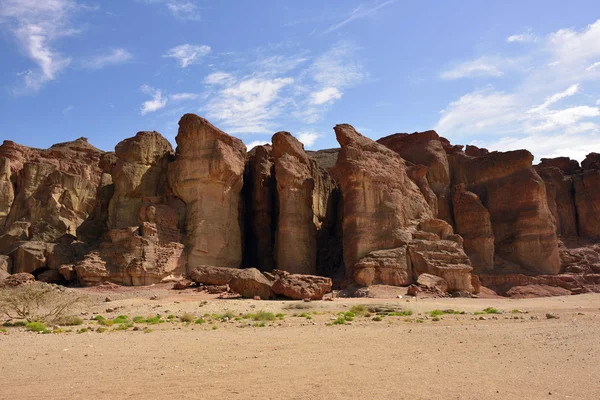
top-left (245, 140), bottom-right (271, 150)
top-left (297, 132), bottom-right (320, 147)
top-left (323, 0), bottom-right (394, 34)
top-left (81, 48), bottom-right (133, 69)
top-left (140, 84), bottom-right (168, 115)
top-left (440, 56), bottom-right (514, 79)
top-left (169, 92), bottom-right (199, 102)
top-left (137, 0), bottom-right (201, 20)
top-left (507, 31), bottom-right (537, 43)
top-left (0, 0), bottom-right (79, 91)
top-left (587, 61), bottom-right (600, 71)
top-left (435, 19), bottom-right (600, 161)
top-left (310, 87), bottom-right (342, 105)
top-left (162, 43), bottom-right (211, 68)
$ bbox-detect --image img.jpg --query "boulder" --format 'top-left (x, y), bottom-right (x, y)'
top-left (7, 241), bottom-right (47, 274)
top-left (332, 124), bottom-right (433, 280)
top-left (37, 269), bottom-right (64, 283)
top-left (228, 268), bottom-right (273, 299)
top-left (416, 273), bottom-right (448, 292)
top-left (353, 247), bottom-right (411, 287)
top-left (188, 265), bottom-right (242, 285)
top-left (0, 272), bottom-right (35, 287)
top-left (271, 270), bottom-right (332, 300)
top-left (168, 114), bottom-right (246, 269)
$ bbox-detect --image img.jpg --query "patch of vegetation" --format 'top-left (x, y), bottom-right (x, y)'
top-left (145, 315), bottom-right (163, 325)
top-left (113, 315), bottom-right (129, 324)
top-left (243, 310), bottom-right (276, 321)
top-left (331, 316), bottom-right (347, 325)
top-left (212, 325), bottom-right (218, 330)
top-left (337, 311), bottom-right (355, 321)
top-left (212, 311), bottom-right (235, 321)
top-left (475, 307), bottom-right (501, 315)
top-left (275, 313), bottom-right (285, 320)
top-left (416, 319), bottom-right (424, 323)
top-left (252, 322), bottom-right (266, 327)
top-left (92, 315), bottom-right (105, 321)
top-left (98, 319), bottom-right (114, 326)
top-left (113, 323), bottom-right (133, 331)
top-left (387, 310), bottom-right (413, 317)
top-left (144, 328), bottom-right (153, 333)
top-left (96, 327), bottom-right (108, 333)
top-left (167, 314), bottom-right (176, 320)
top-left (0, 327), bottom-right (7, 333)
top-left (349, 304), bottom-right (367, 315)
top-left (0, 285), bottom-right (83, 323)
top-left (283, 303), bottom-right (312, 310)
top-left (432, 317), bottom-right (441, 322)
top-left (52, 328), bottom-right (65, 334)
top-left (511, 309), bottom-right (523, 314)
top-left (195, 318), bottom-right (206, 324)
top-left (180, 313), bottom-right (195, 323)
top-left (26, 321), bottom-right (48, 333)
top-left (372, 316), bottom-right (383, 322)
top-left (76, 327), bottom-right (89, 334)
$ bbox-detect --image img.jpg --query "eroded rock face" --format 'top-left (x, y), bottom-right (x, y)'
top-left (188, 265), bottom-right (242, 286)
top-left (353, 247), bottom-right (411, 287)
top-left (536, 166), bottom-right (578, 236)
top-left (271, 270), bottom-right (332, 300)
top-left (108, 132), bottom-right (173, 229)
top-left (0, 158), bottom-right (14, 230)
top-left (228, 268), bottom-right (273, 299)
top-left (333, 124), bottom-right (433, 281)
top-left (449, 150), bottom-right (560, 275)
top-left (452, 184), bottom-right (494, 271)
top-left (573, 170), bottom-right (600, 239)
top-left (168, 114), bottom-right (246, 269)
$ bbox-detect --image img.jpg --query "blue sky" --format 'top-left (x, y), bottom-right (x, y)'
top-left (1, 0), bottom-right (599, 161)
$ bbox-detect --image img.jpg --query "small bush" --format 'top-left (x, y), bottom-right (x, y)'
top-left (0, 285), bottom-right (83, 323)
top-left (113, 323), bottom-right (133, 331)
top-left (511, 309), bottom-right (522, 314)
top-left (97, 327), bottom-right (108, 333)
top-left (98, 319), bottom-right (114, 326)
top-left (432, 317), bottom-right (441, 322)
top-left (337, 312), bottom-right (355, 321)
top-left (252, 311), bottom-right (276, 321)
top-left (416, 319), bottom-right (424, 323)
top-left (212, 325), bottom-right (218, 330)
top-left (0, 327), bottom-right (7, 333)
top-left (180, 313), bottom-right (195, 323)
top-left (76, 327), bottom-right (89, 334)
top-left (349, 305), bottom-right (367, 315)
top-left (145, 315), bottom-right (163, 325)
top-left (372, 316), bottom-right (382, 322)
top-left (167, 314), bottom-right (176, 320)
top-left (275, 313), bottom-right (285, 320)
top-left (388, 311), bottom-right (413, 317)
top-left (213, 311), bottom-right (235, 321)
top-left (477, 307), bottom-right (501, 314)
top-left (132, 316), bottom-right (145, 323)
top-left (93, 315), bottom-right (105, 321)
top-left (195, 318), bottom-right (205, 324)
top-left (113, 315), bottom-right (129, 324)
top-left (144, 328), bottom-right (153, 333)
top-left (283, 303), bottom-right (312, 310)
top-left (253, 322), bottom-right (266, 327)
top-left (53, 328), bottom-right (65, 334)
top-left (332, 316), bottom-right (347, 325)
top-left (56, 315), bottom-right (84, 326)
top-left (26, 321), bottom-right (48, 333)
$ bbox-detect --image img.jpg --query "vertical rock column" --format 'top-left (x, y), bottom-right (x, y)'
top-left (168, 114), bottom-right (246, 269)
top-left (272, 132), bottom-right (317, 274)
top-left (0, 158), bottom-right (14, 232)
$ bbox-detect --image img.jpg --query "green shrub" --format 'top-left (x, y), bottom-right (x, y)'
top-left (76, 327), bottom-right (89, 334)
top-left (388, 310), bottom-right (413, 317)
top-left (56, 315), bottom-right (84, 326)
top-left (113, 323), bottom-right (133, 331)
top-left (96, 327), bottom-right (108, 333)
top-left (144, 328), bottom-right (152, 333)
top-left (180, 313), bottom-right (195, 323)
top-left (275, 313), bottom-right (285, 320)
top-left (98, 319), bottom-right (114, 326)
top-left (416, 319), bottom-right (424, 323)
top-left (195, 318), bottom-right (205, 324)
top-left (113, 315), bottom-right (129, 324)
top-left (337, 312), bottom-right (355, 321)
top-left (26, 321), bottom-right (48, 333)
top-left (92, 315), bottom-right (105, 321)
top-left (332, 316), bottom-right (347, 325)
top-left (167, 314), bottom-right (176, 320)
top-left (132, 316), bottom-right (145, 323)
top-left (212, 325), bottom-right (218, 330)
top-left (349, 305), bottom-right (367, 315)
top-left (432, 317), bottom-right (441, 322)
top-left (253, 322), bottom-right (266, 327)
top-left (213, 311), bottom-right (235, 321)
top-left (372, 316), bottom-right (382, 322)
top-left (145, 315), bottom-right (163, 325)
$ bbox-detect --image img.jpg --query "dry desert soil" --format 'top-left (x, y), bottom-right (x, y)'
top-left (1, 286), bottom-right (599, 400)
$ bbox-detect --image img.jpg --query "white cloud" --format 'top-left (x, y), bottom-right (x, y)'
top-left (440, 56), bottom-right (506, 79)
top-left (507, 32), bottom-right (537, 43)
top-left (435, 19), bottom-right (600, 161)
top-left (204, 77), bottom-right (294, 133)
top-left (310, 87), bottom-right (342, 105)
top-left (163, 44), bottom-right (211, 68)
top-left (587, 61), bottom-right (600, 71)
top-left (81, 48), bottom-right (133, 69)
top-left (528, 84), bottom-right (579, 113)
top-left (140, 84), bottom-right (168, 115)
top-left (204, 71), bottom-right (235, 85)
top-left (169, 93), bottom-right (198, 101)
top-left (138, 0), bottom-right (200, 20)
top-left (323, 0), bottom-right (395, 34)
top-left (245, 140), bottom-right (271, 150)
top-left (297, 132), bottom-right (320, 148)
top-left (310, 41), bottom-right (365, 88)
top-left (597, 99), bottom-right (600, 105)
top-left (0, 0), bottom-right (78, 91)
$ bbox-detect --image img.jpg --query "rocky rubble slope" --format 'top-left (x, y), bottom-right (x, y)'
top-left (1, 113), bottom-right (599, 297)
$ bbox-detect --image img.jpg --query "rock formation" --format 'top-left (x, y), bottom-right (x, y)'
top-left (168, 114), bottom-right (246, 269)
top-left (1, 112), bottom-right (599, 298)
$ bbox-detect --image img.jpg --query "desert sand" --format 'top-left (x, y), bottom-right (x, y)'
top-left (1, 287), bottom-right (599, 400)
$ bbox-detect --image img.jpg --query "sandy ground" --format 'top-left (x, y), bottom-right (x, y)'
top-left (1, 287), bottom-right (600, 400)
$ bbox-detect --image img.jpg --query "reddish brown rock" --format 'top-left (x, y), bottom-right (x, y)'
top-left (536, 167), bottom-right (578, 236)
top-left (0, 272), bottom-right (35, 287)
top-left (573, 170), bottom-right (600, 239)
top-left (407, 165), bottom-right (438, 216)
top-left (582, 152), bottom-right (600, 171)
top-left (0, 255), bottom-right (11, 273)
top-left (243, 145), bottom-right (276, 271)
top-left (378, 131), bottom-right (453, 223)
top-left (416, 273), bottom-right (448, 292)
top-left (353, 247), bottom-right (411, 287)
top-left (271, 270), bottom-right (332, 300)
top-left (333, 124), bottom-right (433, 281)
top-left (37, 269), bottom-right (64, 283)
top-left (7, 241), bottom-right (47, 274)
top-left (228, 268), bottom-right (273, 299)
top-left (172, 279), bottom-right (193, 290)
top-left (168, 114), bottom-right (246, 269)
top-left (0, 157), bottom-right (14, 230)
top-left (188, 265), bottom-right (242, 285)
top-left (452, 184), bottom-right (494, 271)
top-left (449, 150), bottom-right (560, 275)
top-left (537, 157), bottom-right (580, 175)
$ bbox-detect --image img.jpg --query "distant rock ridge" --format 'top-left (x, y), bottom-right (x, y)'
top-left (0, 113), bottom-right (599, 297)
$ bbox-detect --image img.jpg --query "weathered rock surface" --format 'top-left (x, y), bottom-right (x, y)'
top-left (353, 247), bottom-right (411, 287)
top-left (271, 270), bottom-right (332, 300)
top-left (0, 255), bottom-right (11, 273)
top-left (452, 184), bottom-right (494, 271)
top-left (333, 124), bottom-right (433, 282)
top-left (573, 170), bottom-right (600, 239)
top-left (0, 272), bottom-right (35, 287)
top-left (168, 114), bottom-right (246, 269)
top-left (228, 268), bottom-right (273, 299)
top-left (416, 273), bottom-right (448, 292)
top-left (188, 265), bottom-right (242, 286)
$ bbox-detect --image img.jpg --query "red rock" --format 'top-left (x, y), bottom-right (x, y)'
top-left (270, 270), bottom-right (332, 300)
top-left (188, 265), bottom-right (242, 285)
top-left (0, 272), bottom-right (35, 287)
top-left (228, 268), bottom-right (273, 299)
